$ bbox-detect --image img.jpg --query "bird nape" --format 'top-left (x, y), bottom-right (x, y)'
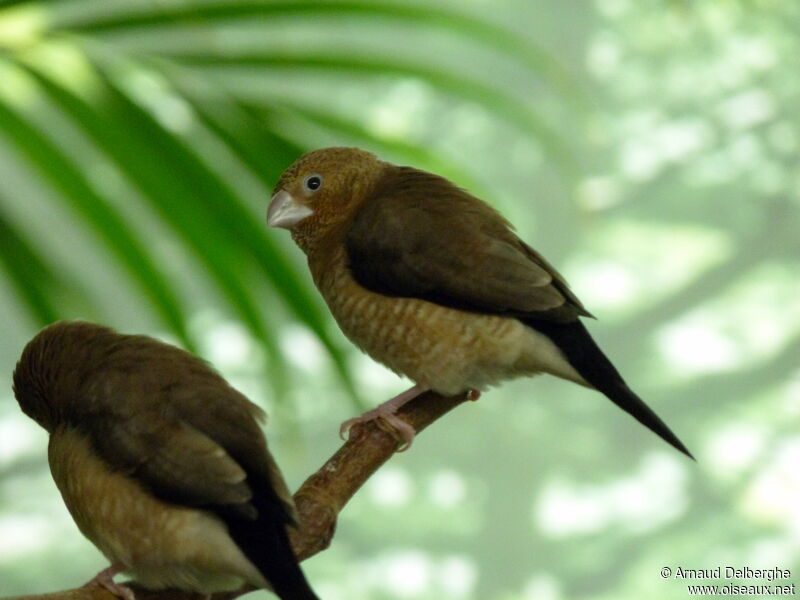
top-left (13, 321), bottom-right (320, 600)
top-left (268, 146), bottom-right (692, 459)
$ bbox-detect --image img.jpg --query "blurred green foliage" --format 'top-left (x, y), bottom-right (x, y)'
top-left (0, 1), bottom-right (798, 599)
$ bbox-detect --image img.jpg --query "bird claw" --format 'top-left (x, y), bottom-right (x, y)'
top-left (340, 384), bottom-right (425, 449)
top-left (340, 409), bottom-right (417, 451)
top-left (102, 582), bottom-right (136, 600)
top-left (339, 418), bottom-right (357, 441)
top-left (376, 414), bottom-right (416, 451)
top-left (466, 389), bottom-right (481, 402)
top-left (84, 564), bottom-right (135, 600)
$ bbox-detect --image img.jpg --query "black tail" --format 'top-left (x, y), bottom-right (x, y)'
top-left (225, 501), bottom-right (320, 600)
top-left (526, 318), bottom-right (694, 460)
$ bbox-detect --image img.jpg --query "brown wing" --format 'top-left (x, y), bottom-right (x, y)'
top-left (89, 410), bottom-right (255, 514)
top-left (345, 166), bottom-right (592, 322)
top-left (80, 338), bottom-right (297, 524)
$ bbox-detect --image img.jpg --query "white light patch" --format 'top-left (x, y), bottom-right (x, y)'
top-left (652, 119), bottom-right (714, 161)
top-left (281, 325), bottom-right (325, 372)
top-left (657, 319), bottom-right (741, 375)
top-left (382, 551), bottom-right (432, 598)
top-left (352, 353), bottom-right (398, 391)
top-left (366, 80), bottom-right (429, 140)
top-left (429, 470), bottom-right (466, 508)
top-left (710, 264), bottom-right (800, 357)
top-left (736, 37), bottom-right (777, 71)
top-left (0, 515), bottom-right (53, 559)
top-left (619, 118), bottom-right (712, 178)
top-left (524, 573), bottom-right (562, 600)
top-left (439, 556), bottom-right (477, 598)
top-left (746, 539), bottom-right (797, 570)
top-left (587, 34), bottom-right (622, 78)
top-left (203, 321), bottom-right (253, 369)
top-left (620, 139), bottom-right (662, 180)
top-left (717, 89), bottom-right (775, 130)
top-left (577, 176), bottom-right (622, 211)
top-left (0, 413), bottom-right (45, 467)
top-left (569, 260), bottom-right (637, 310)
top-left (536, 481), bottom-right (609, 536)
top-left (535, 454), bottom-right (688, 537)
top-left (627, 454), bottom-right (690, 530)
top-left (705, 425), bottom-right (766, 477)
top-left (610, 479), bottom-right (650, 520)
top-left (573, 221), bottom-right (731, 313)
top-left (368, 105), bottom-right (412, 140)
top-left (741, 439), bottom-right (800, 536)
top-left (595, 0), bottom-right (631, 19)
top-left (368, 466), bottom-right (413, 507)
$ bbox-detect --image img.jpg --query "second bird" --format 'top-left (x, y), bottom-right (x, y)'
top-left (13, 321), bottom-right (320, 600)
top-left (268, 147), bottom-right (692, 458)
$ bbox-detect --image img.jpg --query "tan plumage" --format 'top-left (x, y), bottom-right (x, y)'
top-left (310, 242), bottom-right (584, 395)
top-left (48, 428), bottom-right (263, 592)
top-left (13, 321), bottom-right (320, 600)
top-left (268, 147), bottom-right (692, 457)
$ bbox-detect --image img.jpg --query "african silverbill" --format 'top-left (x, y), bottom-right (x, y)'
top-left (267, 147), bottom-right (692, 458)
top-left (13, 321), bottom-right (320, 600)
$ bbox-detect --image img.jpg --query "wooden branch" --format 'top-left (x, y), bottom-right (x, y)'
top-left (6, 391), bottom-right (468, 600)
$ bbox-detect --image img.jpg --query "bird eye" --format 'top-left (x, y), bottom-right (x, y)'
top-left (303, 174), bottom-right (323, 194)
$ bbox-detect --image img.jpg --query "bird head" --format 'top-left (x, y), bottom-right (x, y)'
top-left (13, 321), bottom-right (115, 432)
top-left (267, 147), bottom-right (387, 254)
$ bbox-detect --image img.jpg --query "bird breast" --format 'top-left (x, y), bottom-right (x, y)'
top-left (311, 246), bottom-right (581, 394)
top-left (47, 427), bottom-right (267, 593)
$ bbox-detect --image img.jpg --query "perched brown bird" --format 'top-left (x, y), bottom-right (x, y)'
top-left (267, 147), bottom-right (692, 458)
top-left (13, 321), bottom-right (319, 600)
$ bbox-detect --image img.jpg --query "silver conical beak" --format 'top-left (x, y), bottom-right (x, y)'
top-left (267, 190), bottom-right (314, 229)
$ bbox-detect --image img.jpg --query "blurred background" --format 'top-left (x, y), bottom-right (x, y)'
top-left (1, 0), bottom-right (798, 598)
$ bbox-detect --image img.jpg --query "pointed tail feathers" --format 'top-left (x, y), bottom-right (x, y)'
top-left (600, 381), bottom-right (694, 459)
top-left (225, 504), bottom-right (320, 600)
top-left (526, 319), bottom-right (694, 459)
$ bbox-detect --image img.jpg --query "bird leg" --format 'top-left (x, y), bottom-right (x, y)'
top-left (340, 384), bottom-right (427, 451)
top-left (83, 563), bottom-right (135, 600)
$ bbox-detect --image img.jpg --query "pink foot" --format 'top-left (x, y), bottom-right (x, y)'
top-left (340, 384), bottom-right (427, 451)
top-left (84, 564), bottom-right (134, 600)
